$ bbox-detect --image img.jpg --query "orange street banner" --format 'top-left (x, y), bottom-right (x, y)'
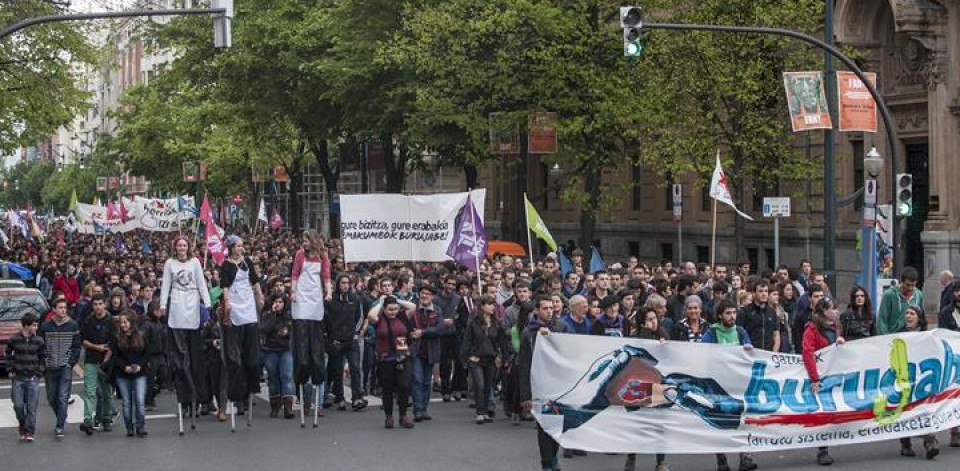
top-left (528, 112), bottom-right (558, 154)
top-left (783, 72), bottom-right (832, 132)
top-left (837, 71), bottom-right (877, 133)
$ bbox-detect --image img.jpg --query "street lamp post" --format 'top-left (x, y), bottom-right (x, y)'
top-left (861, 147), bottom-right (883, 314)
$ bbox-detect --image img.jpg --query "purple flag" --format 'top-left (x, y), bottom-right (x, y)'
top-left (446, 194), bottom-right (488, 272)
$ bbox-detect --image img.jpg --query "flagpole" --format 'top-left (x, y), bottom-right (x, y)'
top-left (523, 193), bottom-right (534, 269)
top-left (469, 190), bottom-right (483, 296)
top-left (711, 197), bottom-right (718, 270)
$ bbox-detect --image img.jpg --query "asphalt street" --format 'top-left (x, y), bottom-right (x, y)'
top-left (1, 377), bottom-right (959, 471)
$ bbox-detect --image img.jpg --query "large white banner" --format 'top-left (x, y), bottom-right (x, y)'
top-left (340, 190), bottom-right (486, 263)
top-left (532, 330), bottom-right (960, 453)
top-left (73, 197), bottom-right (195, 234)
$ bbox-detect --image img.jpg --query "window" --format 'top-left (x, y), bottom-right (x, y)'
top-left (701, 183), bottom-right (711, 212)
top-left (628, 241), bottom-right (640, 258)
top-left (664, 173), bottom-right (674, 211)
top-left (632, 165), bottom-right (643, 210)
top-left (764, 248), bottom-right (776, 271)
top-left (696, 245), bottom-right (710, 264)
top-left (752, 179), bottom-right (781, 212)
top-left (660, 243), bottom-right (674, 263)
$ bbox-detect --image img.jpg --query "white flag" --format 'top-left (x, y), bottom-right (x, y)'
top-left (709, 151), bottom-right (754, 221)
top-left (257, 198), bottom-right (268, 223)
top-left (0, 227), bottom-right (8, 248)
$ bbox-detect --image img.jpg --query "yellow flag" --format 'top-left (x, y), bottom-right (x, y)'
top-left (524, 195), bottom-right (557, 251)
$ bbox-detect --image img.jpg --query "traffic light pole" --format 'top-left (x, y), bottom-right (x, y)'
top-left (643, 21), bottom-right (900, 276)
top-left (0, 8), bottom-right (227, 42)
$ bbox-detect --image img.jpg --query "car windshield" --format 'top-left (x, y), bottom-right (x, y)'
top-left (0, 294), bottom-right (49, 321)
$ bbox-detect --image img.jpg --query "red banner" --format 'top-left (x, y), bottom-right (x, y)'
top-left (837, 71), bottom-right (877, 133)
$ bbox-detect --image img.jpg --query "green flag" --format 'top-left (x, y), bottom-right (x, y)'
top-left (69, 188), bottom-right (79, 211)
top-left (524, 195), bottom-right (557, 251)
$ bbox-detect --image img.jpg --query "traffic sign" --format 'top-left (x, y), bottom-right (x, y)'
top-left (672, 184), bottom-right (682, 222)
top-left (762, 197), bottom-right (791, 218)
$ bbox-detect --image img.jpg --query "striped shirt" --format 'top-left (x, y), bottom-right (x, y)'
top-left (37, 318), bottom-right (80, 369)
top-left (4, 332), bottom-right (45, 378)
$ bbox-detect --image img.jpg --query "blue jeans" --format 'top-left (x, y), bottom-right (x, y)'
top-left (263, 350), bottom-right (295, 397)
top-left (44, 366), bottom-right (72, 430)
top-left (116, 375), bottom-right (147, 431)
top-left (12, 377), bottom-right (40, 434)
top-left (411, 357), bottom-right (434, 415)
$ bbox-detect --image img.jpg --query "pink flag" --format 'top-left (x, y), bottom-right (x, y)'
top-left (199, 194), bottom-right (214, 225)
top-left (205, 221), bottom-right (226, 265)
top-left (106, 200), bottom-right (118, 220)
top-left (118, 197), bottom-right (130, 222)
top-left (270, 208), bottom-right (283, 230)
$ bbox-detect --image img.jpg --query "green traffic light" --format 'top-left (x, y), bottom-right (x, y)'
top-left (625, 41), bottom-right (643, 56)
top-left (897, 202), bottom-right (912, 217)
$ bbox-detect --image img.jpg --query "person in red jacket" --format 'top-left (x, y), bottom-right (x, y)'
top-left (52, 266), bottom-right (80, 307)
top-left (802, 297), bottom-right (845, 467)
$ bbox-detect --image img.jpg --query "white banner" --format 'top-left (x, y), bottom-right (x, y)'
top-left (340, 190), bottom-right (486, 263)
top-left (132, 196), bottom-right (194, 232)
top-left (532, 330), bottom-right (960, 453)
top-left (72, 197), bottom-right (195, 234)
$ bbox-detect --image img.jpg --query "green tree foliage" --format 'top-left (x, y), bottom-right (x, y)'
top-left (0, 0), bottom-right (95, 152)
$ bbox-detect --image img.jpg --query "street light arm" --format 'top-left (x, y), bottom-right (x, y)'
top-left (0, 8), bottom-right (226, 42)
top-left (644, 21), bottom-right (900, 275)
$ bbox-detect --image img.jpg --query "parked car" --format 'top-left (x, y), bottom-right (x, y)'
top-left (0, 287), bottom-right (49, 369)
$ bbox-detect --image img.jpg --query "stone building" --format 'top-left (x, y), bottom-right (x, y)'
top-left (479, 0), bottom-right (960, 307)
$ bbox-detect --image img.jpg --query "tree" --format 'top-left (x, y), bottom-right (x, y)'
top-left (0, 0), bottom-right (95, 153)
top-left (631, 0), bottom-right (824, 258)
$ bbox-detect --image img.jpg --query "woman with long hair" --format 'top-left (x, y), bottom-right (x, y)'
top-left (261, 294), bottom-right (294, 419)
top-left (460, 295), bottom-right (505, 424)
top-left (770, 286), bottom-right (792, 354)
top-left (111, 311), bottom-right (150, 437)
top-left (290, 230), bottom-right (333, 423)
top-left (839, 286), bottom-right (875, 341)
top-left (159, 236), bottom-right (211, 433)
top-left (801, 297), bottom-right (846, 466)
top-left (220, 235), bottom-right (264, 419)
top-left (897, 305), bottom-right (939, 459)
top-left (367, 296), bottom-right (414, 429)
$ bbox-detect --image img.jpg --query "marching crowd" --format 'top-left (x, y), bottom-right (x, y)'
top-left (4, 225), bottom-right (960, 471)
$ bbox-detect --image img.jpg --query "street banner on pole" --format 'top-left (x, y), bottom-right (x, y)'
top-left (340, 190), bottom-right (486, 263)
top-left (528, 112), bottom-right (558, 154)
top-left (489, 112), bottom-right (520, 154)
top-left (783, 71), bottom-right (833, 132)
top-left (532, 330), bottom-right (960, 454)
top-left (837, 71), bottom-right (878, 133)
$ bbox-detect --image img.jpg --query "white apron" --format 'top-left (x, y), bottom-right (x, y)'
top-left (292, 260), bottom-right (325, 321)
top-left (229, 263), bottom-right (258, 326)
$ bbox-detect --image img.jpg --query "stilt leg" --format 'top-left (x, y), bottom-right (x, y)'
top-left (299, 385), bottom-right (305, 428)
top-left (177, 403), bottom-right (184, 436)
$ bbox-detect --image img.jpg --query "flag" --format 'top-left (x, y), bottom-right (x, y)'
top-left (557, 249), bottom-right (573, 277)
top-left (205, 221), bottom-right (226, 265)
top-left (118, 197), bottom-right (131, 222)
top-left (199, 194), bottom-right (214, 225)
top-left (66, 213), bottom-right (79, 232)
top-left (93, 196), bottom-right (100, 206)
top-left (0, 227), bottom-right (9, 249)
top-left (257, 198), bottom-right (268, 223)
top-left (270, 208), bottom-right (283, 230)
top-left (8, 211), bottom-right (28, 238)
top-left (709, 151), bottom-right (755, 221)
top-left (524, 195), bottom-right (558, 251)
top-left (106, 200), bottom-right (118, 220)
top-left (92, 220), bottom-right (107, 236)
top-left (445, 194), bottom-right (488, 272)
top-left (69, 189), bottom-right (79, 211)
top-left (141, 237), bottom-right (152, 254)
top-left (177, 195), bottom-right (199, 216)
top-left (590, 247), bottom-right (605, 274)
top-left (114, 233), bottom-right (125, 252)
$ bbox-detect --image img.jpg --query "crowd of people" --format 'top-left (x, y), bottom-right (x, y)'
top-left (4, 225), bottom-right (960, 471)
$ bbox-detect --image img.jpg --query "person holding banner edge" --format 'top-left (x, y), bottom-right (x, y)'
top-left (801, 297), bottom-right (846, 466)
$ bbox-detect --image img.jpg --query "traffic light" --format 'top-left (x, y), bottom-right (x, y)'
top-left (620, 6), bottom-right (644, 56)
top-left (896, 173), bottom-right (913, 217)
top-left (213, 0), bottom-right (233, 48)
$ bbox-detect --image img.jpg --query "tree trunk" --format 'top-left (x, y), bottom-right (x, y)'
top-left (309, 138), bottom-right (341, 237)
top-left (579, 155), bottom-right (601, 257)
top-left (382, 135), bottom-right (407, 193)
top-left (286, 141), bottom-right (306, 234)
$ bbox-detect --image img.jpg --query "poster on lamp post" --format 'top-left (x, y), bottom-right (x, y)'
top-left (837, 71), bottom-right (878, 133)
top-left (528, 112), bottom-right (558, 154)
top-left (783, 72), bottom-right (833, 132)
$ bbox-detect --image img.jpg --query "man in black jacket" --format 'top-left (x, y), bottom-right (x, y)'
top-left (519, 295), bottom-right (571, 471)
top-left (938, 282), bottom-right (960, 447)
top-left (325, 274), bottom-right (367, 411)
top-left (736, 281), bottom-right (780, 353)
top-left (436, 274), bottom-right (462, 402)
